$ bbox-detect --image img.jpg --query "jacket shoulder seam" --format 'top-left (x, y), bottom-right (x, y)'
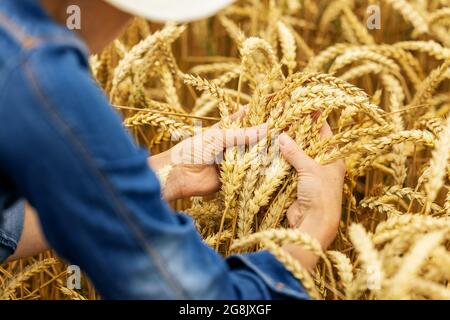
top-left (0, 11), bottom-right (40, 50)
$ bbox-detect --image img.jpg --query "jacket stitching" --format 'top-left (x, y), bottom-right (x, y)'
top-left (0, 10), bottom-right (88, 56)
top-left (0, 230), bottom-right (17, 249)
top-left (0, 11), bottom-right (39, 49)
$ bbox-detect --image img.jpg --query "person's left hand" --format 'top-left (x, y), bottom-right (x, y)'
top-left (149, 110), bottom-right (268, 201)
top-left (278, 122), bottom-right (345, 269)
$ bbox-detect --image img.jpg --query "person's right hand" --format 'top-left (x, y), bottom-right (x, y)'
top-left (278, 122), bottom-right (345, 269)
top-left (150, 109), bottom-right (267, 201)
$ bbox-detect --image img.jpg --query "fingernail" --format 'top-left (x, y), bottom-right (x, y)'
top-left (311, 110), bottom-right (321, 122)
top-left (260, 123), bottom-right (268, 131)
top-left (279, 133), bottom-right (291, 147)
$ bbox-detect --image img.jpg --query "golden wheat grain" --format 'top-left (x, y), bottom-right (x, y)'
top-left (428, 8), bottom-right (450, 29)
top-left (411, 59), bottom-right (450, 109)
top-left (327, 250), bottom-right (354, 291)
top-left (384, 186), bottom-right (443, 212)
top-left (360, 197), bottom-right (403, 216)
top-left (385, 231), bottom-right (446, 299)
top-left (204, 230), bottom-right (233, 247)
top-left (373, 215), bottom-right (450, 245)
top-left (110, 24), bottom-right (185, 101)
top-left (424, 115), bottom-right (450, 205)
top-left (382, 0), bottom-right (429, 36)
top-left (324, 130), bottom-right (435, 165)
top-left (330, 49), bottom-right (401, 76)
top-left (395, 41), bottom-right (450, 60)
top-left (124, 112), bottom-right (194, 138)
top-left (305, 44), bottom-right (349, 72)
top-left (281, 18), bottom-right (314, 60)
top-left (318, 0), bottom-right (353, 37)
top-left (259, 176), bottom-right (297, 231)
top-left (340, 62), bottom-right (383, 81)
top-left (412, 279), bottom-right (450, 300)
top-left (59, 286), bottom-right (88, 300)
top-left (220, 14), bottom-right (247, 47)
top-left (259, 239), bottom-right (321, 300)
top-left (0, 258), bottom-right (59, 300)
top-left (341, 7), bottom-right (375, 45)
top-left (231, 228), bottom-right (324, 256)
top-left (183, 74), bottom-right (234, 119)
top-left (240, 37), bottom-right (283, 85)
top-left (347, 224), bottom-right (384, 300)
top-left (422, 246), bottom-right (450, 282)
top-left (190, 62), bottom-right (240, 76)
top-left (277, 21), bottom-right (297, 74)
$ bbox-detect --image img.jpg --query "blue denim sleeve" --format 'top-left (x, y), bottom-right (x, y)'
top-left (0, 201), bottom-right (24, 263)
top-left (0, 32), bottom-right (308, 299)
top-left (226, 251), bottom-right (310, 299)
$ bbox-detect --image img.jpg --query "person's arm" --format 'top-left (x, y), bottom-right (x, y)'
top-left (7, 204), bottom-right (48, 261)
top-left (0, 200), bottom-right (24, 263)
top-left (6, 109), bottom-right (266, 261)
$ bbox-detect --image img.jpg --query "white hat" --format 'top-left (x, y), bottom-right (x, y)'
top-left (104, 0), bottom-right (234, 23)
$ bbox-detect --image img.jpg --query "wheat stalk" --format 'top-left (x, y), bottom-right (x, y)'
top-left (0, 259), bottom-right (59, 300)
top-left (424, 115), bottom-right (450, 205)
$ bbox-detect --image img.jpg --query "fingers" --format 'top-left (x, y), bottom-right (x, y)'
top-left (222, 123), bottom-right (268, 148)
top-left (279, 133), bottom-right (317, 173)
top-left (287, 201), bottom-right (303, 228)
top-left (211, 107), bottom-right (247, 129)
top-left (310, 109), bottom-right (332, 140)
top-left (202, 122), bottom-right (268, 153)
top-left (316, 122), bottom-right (345, 174)
top-left (311, 110), bottom-right (321, 122)
top-left (319, 121), bottom-right (333, 139)
top-left (327, 157), bottom-right (346, 177)
top-left (230, 107), bottom-right (247, 122)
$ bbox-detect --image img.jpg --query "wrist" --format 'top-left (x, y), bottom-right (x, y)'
top-left (298, 212), bottom-right (340, 250)
top-left (148, 151), bottom-right (182, 202)
top-left (148, 150), bottom-right (171, 172)
top-left (282, 213), bottom-right (339, 270)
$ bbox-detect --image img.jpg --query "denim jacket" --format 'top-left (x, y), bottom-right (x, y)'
top-left (0, 201), bottom-right (23, 262)
top-left (0, 0), bottom-right (309, 300)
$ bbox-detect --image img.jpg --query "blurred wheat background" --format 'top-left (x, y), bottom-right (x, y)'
top-left (1, 0), bottom-right (449, 300)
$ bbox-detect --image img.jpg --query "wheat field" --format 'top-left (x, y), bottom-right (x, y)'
top-left (1, 0), bottom-right (449, 300)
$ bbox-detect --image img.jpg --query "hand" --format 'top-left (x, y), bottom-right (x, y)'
top-left (278, 122), bottom-right (345, 269)
top-left (150, 110), bottom-right (268, 201)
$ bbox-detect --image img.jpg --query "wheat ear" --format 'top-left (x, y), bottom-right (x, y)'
top-left (424, 116), bottom-right (450, 206)
top-left (0, 258), bottom-right (59, 300)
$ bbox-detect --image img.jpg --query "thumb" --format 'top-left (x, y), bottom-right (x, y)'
top-left (279, 133), bottom-right (317, 173)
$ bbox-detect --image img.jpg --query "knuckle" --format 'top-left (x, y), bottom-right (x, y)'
top-left (284, 146), bottom-right (298, 159)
